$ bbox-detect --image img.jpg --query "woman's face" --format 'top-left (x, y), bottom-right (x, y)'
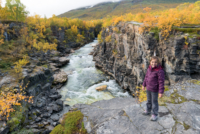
top-left (150, 59), bottom-right (158, 68)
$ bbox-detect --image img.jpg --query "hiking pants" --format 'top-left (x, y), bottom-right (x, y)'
top-left (146, 90), bottom-right (159, 116)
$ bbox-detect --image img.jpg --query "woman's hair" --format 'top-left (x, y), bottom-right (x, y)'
top-left (150, 56), bottom-right (160, 64)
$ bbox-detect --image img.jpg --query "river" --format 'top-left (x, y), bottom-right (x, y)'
top-left (59, 40), bottom-right (130, 106)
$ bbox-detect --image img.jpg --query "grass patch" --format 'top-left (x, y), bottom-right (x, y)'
top-left (159, 91), bottom-right (187, 106)
top-left (182, 122), bottom-right (190, 130)
top-left (164, 86), bottom-right (170, 91)
top-left (11, 128), bottom-right (34, 134)
top-left (42, 64), bottom-right (48, 69)
top-left (0, 60), bottom-right (12, 69)
top-left (190, 80), bottom-right (200, 85)
top-left (173, 27), bottom-right (200, 34)
top-left (50, 110), bottom-right (87, 134)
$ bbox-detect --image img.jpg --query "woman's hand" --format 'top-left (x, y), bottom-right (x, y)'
top-left (142, 86), bottom-right (145, 91)
top-left (159, 94), bottom-right (163, 98)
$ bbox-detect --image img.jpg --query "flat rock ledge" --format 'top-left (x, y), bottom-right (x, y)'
top-left (71, 80), bottom-right (200, 134)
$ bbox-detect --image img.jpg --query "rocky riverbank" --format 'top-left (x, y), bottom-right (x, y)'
top-left (0, 21), bottom-right (100, 133)
top-left (71, 80), bottom-right (200, 134)
top-left (93, 22), bottom-right (200, 95)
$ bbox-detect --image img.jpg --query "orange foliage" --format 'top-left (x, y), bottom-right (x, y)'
top-left (143, 7), bottom-right (152, 12)
top-left (0, 83), bottom-right (33, 120)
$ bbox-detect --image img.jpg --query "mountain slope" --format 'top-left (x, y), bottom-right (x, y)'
top-left (58, 0), bottom-right (198, 20)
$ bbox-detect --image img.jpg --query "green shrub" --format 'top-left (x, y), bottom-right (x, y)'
top-left (50, 110), bottom-right (87, 134)
top-left (90, 33), bottom-right (95, 39)
top-left (173, 27), bottom-right (200, 34)
top-left (150, 27), bottom-right (160, 41)
top-left (7, 106), bottom-right (27, 131)
top-left (0, 60), bottom-right (12, 69)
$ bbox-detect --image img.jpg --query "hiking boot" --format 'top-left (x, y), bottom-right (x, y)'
top-left (150, 114), bottom-right (158, 121)
top-left (142, 110), bottom-right (151, 116)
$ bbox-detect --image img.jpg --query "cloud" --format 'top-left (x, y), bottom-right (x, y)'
top-left (1, 0), bottom-right (122, 18)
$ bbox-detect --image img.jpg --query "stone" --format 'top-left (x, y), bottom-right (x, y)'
top-left (50, 57), bottom-right (59, 63)
top-left (45, 125), bottom-right (54, 131)
top-left (50, 63), bottom-right (59, 72)
top-left (59, 57), bottom-right (70, 65)
top-left (35, 117), bottom-right (42, 123)
top-left (36, 98), bottom-right (46, 108)
top-left (50, 114), bottom-right (60, 122)
top-left (95, 85), bottom-right (107, 91)
top-left (43, 113), bottom-right (51, 118)
top-left (49, 95), bottom-right (62, 100)
top-left (42, 83), bottom-right (51, 91)
top-left (56, 99), bottom-right (63, 106)
top-left (50, 88), bottom-right (58, 94)
top-left (48, 104), bottom-right (63, 112)
top-left (71, 49), bottom-right (75, 53)
top-left (52, 122), bottom-right (57, 127)
top-left (53, 70), bottom-right (68, 84)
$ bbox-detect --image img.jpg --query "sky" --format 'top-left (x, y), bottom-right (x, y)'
top-left (1, 0), bottom-right (121, 18)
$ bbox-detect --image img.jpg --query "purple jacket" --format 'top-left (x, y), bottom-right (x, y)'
top-left (142, 65), bottom-right (165, 94)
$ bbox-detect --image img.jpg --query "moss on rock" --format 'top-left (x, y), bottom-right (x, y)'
top-left (7, 106), bottom-right (28, 131)
top-left (50, 124), bottom-right (64, 134)
top-left (159, 90), bottom-right (187, 106)
top-left (50, 110), bottom-right (87, 134)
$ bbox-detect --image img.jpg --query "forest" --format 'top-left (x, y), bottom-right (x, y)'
top-left (98, 1), bottom-right (200, 42)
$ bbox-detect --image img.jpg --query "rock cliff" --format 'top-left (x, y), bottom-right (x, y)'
top-left (93, 22), bottom-right (200, 94)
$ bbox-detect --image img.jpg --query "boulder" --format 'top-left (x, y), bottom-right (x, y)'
top-left (53, 70), bottom-right (68, 84)
top-left (50, 51), bottom-right (61, 57)
top-left (50, 63), bottom-right (59, 72)
top-left (50, 114), bottom-right (60, 122)
top-left (50, 57), bottom-right (59, 63)
top-left (59, 57), bottom-right (70, 66)
top-left (95, 85), bottom-right (107, 91)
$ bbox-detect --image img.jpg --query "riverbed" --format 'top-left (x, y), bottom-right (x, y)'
top-left (59, 40), bottom-right (130, 106)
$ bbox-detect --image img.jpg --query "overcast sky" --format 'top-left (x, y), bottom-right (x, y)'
top-left (1, 0), bottom-right (121, 18)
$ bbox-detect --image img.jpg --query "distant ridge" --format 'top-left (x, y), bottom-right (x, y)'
top-left (58, 0), bottom-right (198, 20)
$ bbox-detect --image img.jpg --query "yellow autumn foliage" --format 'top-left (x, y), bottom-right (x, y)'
top-left (14, 56), bottom-right (29, 74)
top-left (0, 83), bottom-right (33, 120)
top-left (33, 41), bottom-right (57, 52)
top-left (100, 1), bottom-right (200, 39)
top-left (76, 34), bottom-right (85, 43)
top-left (105, 35), bottom-right (112, 42)
top-left (136, 86), bottom-right (147, 103)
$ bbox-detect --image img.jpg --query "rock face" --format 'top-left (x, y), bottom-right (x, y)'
top-left (20, 68), bottom-right (64, 133)
top-left (72, 80), bottom-right (200, 134)
top-left (93, 22), bottom-right (200, 94)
